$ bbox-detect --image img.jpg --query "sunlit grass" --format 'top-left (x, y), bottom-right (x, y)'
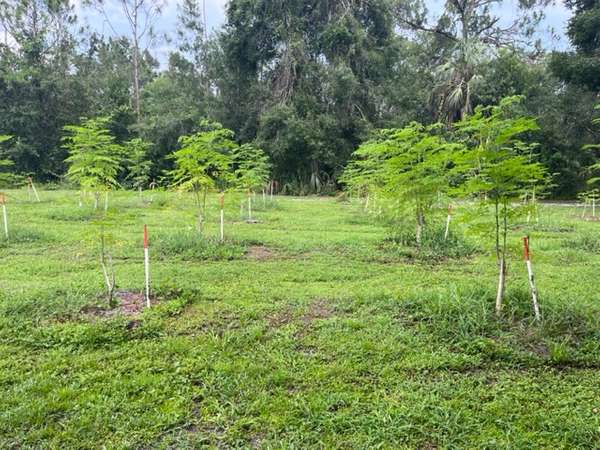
top-left (0, 190), bottom-right (598, 448)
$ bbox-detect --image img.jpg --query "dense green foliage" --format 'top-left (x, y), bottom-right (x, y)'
top-left (63, 118), bottom-right (125, 198)
top-left (0, 0), bottom-right (598, 196)
top-left (550, 0), bottom-right (600, 91)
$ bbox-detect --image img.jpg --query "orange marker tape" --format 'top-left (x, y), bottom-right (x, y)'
top-left (523, 236), bottom-right (530, 261)
top-left (144, 224), bottom-right (149, 249)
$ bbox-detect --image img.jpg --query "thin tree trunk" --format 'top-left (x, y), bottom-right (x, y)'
top-left (248, 191), bottom-right (252, 221)
top-left (100, 227), bottom-right (116, 307)
top-left (415, 204), bottom-right (424, 246)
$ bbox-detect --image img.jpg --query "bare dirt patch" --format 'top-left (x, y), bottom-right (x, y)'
top-left (267, 299), bottom-right (336, 332)
top-left (81, 290), bottom-right (157, 319)
top-left (246, 245), bottom-right (274, 260)
top-left (267, 308), bottom-right (295, 328)
top-left (301, 298), bottom-right (334, 324)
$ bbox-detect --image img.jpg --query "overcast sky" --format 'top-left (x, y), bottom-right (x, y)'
top-left (76, 0), bottom-right (572, 66)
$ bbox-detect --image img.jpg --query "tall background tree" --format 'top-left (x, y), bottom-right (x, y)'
top-left (0, 0), bottom-right (597, 198)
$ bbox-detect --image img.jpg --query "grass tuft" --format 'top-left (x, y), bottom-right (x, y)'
top-left (153, 230), bottom-right (246, 260)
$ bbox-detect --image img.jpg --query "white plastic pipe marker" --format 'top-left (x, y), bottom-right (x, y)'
top-left (523, 236), bottom-right (541, 321)
top-left (444, 204), bottom-right (453, 240)
top-left (0, 193), bottom-right (7, 239)
top-left (219, 193), bottom-right (225, 242)
top-left (144, 224), bottom-right (150, 308)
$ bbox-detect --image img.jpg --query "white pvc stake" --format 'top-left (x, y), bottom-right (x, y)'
top-left (270, 181), bottom-right (274, 201)
top-left (0, 193), bottom-right (7, 240)
top-left (262, 189), bottom-right (266, 206)
top-left (247, 191), bottom-right (252, 221)
top-left (523, 236), bottom-right (541, 321)
top-left (104, 192), bottom-right (109, 212)
top-left (582, 199), bottom-right (588, 219)
top-left (219, 193), bottom-right (225, 242)
top-left (28, 177), bottom-right (40, 202)
top-left (144, 224), bottom-right (150, 308)
top-left (444, 204), bottom-right (453, 240)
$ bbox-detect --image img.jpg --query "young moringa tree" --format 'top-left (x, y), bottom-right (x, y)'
top-left (231, 144), bottom-right (271, 221)
top-left (339, 137), bottom-right (390, 213)
top-left (0, 136), bottom-right (20, 188)
top-left (454, 97), bottom-right (548, 315)
top-left (343, 123), bottom-right (462, 246)
top-left (126, 138), bottom-right (153, 195)
top-left (169, 120), bottom-right (235, 232)
top-left (581, 104), bottom-right (600, 216)
top-left (63, 117), bottom-right (125, 209)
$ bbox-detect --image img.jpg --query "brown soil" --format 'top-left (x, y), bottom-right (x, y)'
top-left (82, 290), bottom-right (157, 318)
top-left (267, 299), bottom-right (335, 332)
top-left (300, 298), bottom-right (334, 324)
top-left (246, 245), bottom-right (274, 260)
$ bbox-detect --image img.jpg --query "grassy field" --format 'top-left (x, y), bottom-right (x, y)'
top-left (0, 190), bottom-right (599, 449)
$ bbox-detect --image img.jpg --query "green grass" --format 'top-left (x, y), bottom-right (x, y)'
top-left (0, 190), bottom-right (599, 448)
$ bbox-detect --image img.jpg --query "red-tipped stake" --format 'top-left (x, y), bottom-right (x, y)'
top-left (523, 236), bottom-right (541, 321)
top-left (0, 193), bottom-right (7, 240)
top-left (144, 225), bottom-right (150, 308)
top-left (444, 204), bottom-right (453, 241)
top-left (219, 193), bottom-right (225, 242)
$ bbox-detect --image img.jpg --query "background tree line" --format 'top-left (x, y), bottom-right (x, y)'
top-left (0, 0), bottom-right (598, 197)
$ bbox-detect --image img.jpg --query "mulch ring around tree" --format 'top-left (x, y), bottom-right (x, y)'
top-left (81, 290), bottom-right (158, 319)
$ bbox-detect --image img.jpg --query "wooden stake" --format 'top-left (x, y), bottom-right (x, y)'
top-left (27, 177), bottom-right (40, 202)
top-left (523, 236), bottom-right (541, 321)
top-left (0, 193), bottom-right (7, 240)
top-left (219, 193), bottom-right (225, 242)
top-left (444, 204), bottom-right (453, 240)
top-left (144, 224), bottom-right (150, 308)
